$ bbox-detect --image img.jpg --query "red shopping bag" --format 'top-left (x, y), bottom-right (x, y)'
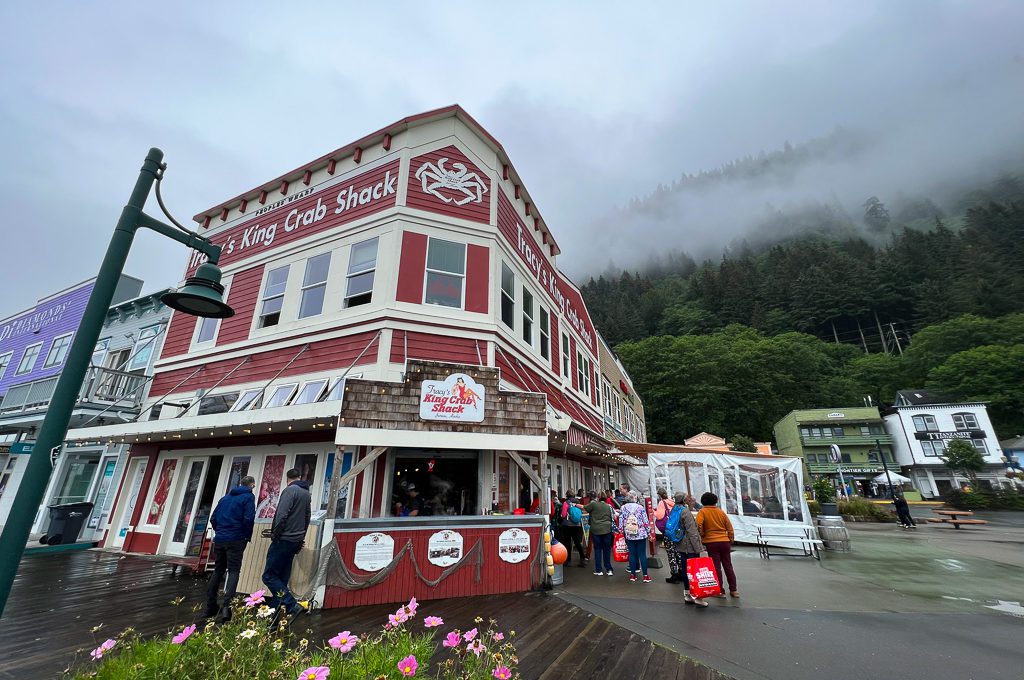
top-left (612, 532), bottom-right (629, 563)
top-left (686, 556), bottom-right (721, 599)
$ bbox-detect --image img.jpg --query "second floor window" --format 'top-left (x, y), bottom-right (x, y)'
top-left (345, 238), bottom-right (378, 308)
top-left (522, 287), bottom-right (534, 345)
top-left (43, 333), bottom-right (74, 369)
top-left (128, 326), bottom-right (161, 371)
top-left (952, 413), bottom-right (979, 430)
top-left (576, 352), bottom-right (591, 397)
top-left (539, 307), bottom-right (550, 360)
top-left (299, 253), bottom-right (331, 319)
top-left (561, 333), bottom-right (570, 377)
top-left (424, 238), bottom-right (465, 308)
top-left (0, 352), bottom-right (11, 378)
top-left (500, 263), bottom-right (515, 329)
top-left (196, 316), bottom-right (219, 344)
top-left (16, 343), bottom-right (41, 375)
top-left (912, 415), bottom-right (938, 432)
top-left (259, 265), bottom-right (290, 328)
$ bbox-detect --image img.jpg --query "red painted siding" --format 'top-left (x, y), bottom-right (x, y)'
top-left (464, 244), bottom-right (489, 314)
top-left (406, 146), bottom-right (491, 224)
top-left (324, 524), bottom-right (541, 607)
top-left (389, 331), bottom-right (481, 365)
top-left (217, 265), bottom-right (265, 346)
top-left (550, 315), bottom-right (560, 375)
top-left (126, 532), bottom-right (161, 554)
top-left (150, 332), bottom-right (379, 395)
top-left (395, 231), bottom-right (428, 303)
top-left (160, 310), bottom-right (198, 359)
top-left (185, 157), bottom-right (401, 276)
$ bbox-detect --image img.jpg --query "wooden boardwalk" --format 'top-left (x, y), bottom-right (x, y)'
top-left (1, 551), bottom-right (727, 679)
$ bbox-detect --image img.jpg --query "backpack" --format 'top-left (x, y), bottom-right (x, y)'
top-left (665, 505), bottom-right (686, 543)
top-left (623, 507), bottom-right (642, 539)
top-left (567, 504), bottom-right (583, 524)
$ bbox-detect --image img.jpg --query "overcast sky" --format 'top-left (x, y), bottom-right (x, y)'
top-left (1, 1), bottom-right (1021, 317)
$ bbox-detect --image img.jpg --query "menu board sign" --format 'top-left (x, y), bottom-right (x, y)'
top-left (354, 532), bottom-right (395, 572)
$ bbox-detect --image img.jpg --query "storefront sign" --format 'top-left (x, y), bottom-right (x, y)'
top-left (915, 430), bottom-right (984, 441)
top-left (427, 530), bottom-right (464, 567)
top-left (0, 300), bottom-right (73, 342)
top-left (419, 373), bottom-right (485, 422)
top-left (497, 528), bottom-right (531, 563)
top-left (826, 412), bottom-right (845, 418)
top-left (354, 532), bottom-right (395, 572)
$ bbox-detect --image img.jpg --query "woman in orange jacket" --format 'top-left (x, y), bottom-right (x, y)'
top-left (696, 492), bottom-right (738, 598)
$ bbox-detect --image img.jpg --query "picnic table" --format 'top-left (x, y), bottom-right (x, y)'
top-left (926, 509), bottom-right (988, 530)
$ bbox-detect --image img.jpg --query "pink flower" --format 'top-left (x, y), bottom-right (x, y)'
top-left (298, 667), bottom-right (329, 680)
top-left (424, 616), bottom-right (444, 628)
top-left (172, 624), bottom-right (196, 644)
top-left (244, 589), bottom-right (266, 608)
top-left (493, 666), bottom-right (513, 680)
top-left (90, 638), bottom-right (116, 660)
top-left (328, 631), bottom-right (357, 653)
top-left (467, 639), bottom-right (485, 657)
top-left (397, 655), bottom-right (419, 677)
top-left (492, 632), bottom-right (505, 642)
top-left (389, 609), bottom-right (408, 627)
top-left (406, 596), bottom-right (419, 615)
top-left (443, 631), bottom-right (461, 648)
top-left (463, 627), bottom-right (478, 642)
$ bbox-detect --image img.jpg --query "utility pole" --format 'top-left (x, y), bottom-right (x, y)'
top-left (856, 319), bottom-right (869, 354)
top-left (889, 323), bottom-right (904, 356)
top-left (873, 311), bottom-right (889, 354)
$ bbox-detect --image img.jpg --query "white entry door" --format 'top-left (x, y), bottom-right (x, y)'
top-left (166, 458), bottom-right (210, 556)
top-left (110, 458), bottom-right (148, 549)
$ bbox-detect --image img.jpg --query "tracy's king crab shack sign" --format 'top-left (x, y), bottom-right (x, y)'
top-left (419, 373), bottom-right (486, 423)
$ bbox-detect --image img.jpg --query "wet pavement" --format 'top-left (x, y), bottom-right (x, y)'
top-left (555, 514), bottom-right (1024, 680)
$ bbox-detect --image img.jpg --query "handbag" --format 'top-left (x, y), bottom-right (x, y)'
top-left (654, 501), bottom-right (671, 532)
top-left (686, 556), bottom-right (721, 599)
top-left (612, 532), bottom-right (630, 563)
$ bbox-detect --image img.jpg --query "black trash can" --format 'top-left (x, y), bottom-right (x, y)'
top-left (41, 502), bottom-right (94, 545)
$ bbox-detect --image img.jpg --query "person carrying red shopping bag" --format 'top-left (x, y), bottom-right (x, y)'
top-left (696, 492), bottom-right (739, 598)
top-left (686, 555), bottom-right (721, 601)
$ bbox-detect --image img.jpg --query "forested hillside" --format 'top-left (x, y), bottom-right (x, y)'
top-left (581, 169), bottom-right (1024, 444)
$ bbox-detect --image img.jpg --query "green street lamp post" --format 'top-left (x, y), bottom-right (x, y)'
top-left (0, 148), bottom-right (234, 617)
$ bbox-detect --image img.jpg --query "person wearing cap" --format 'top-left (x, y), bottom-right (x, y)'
top-left (403, 483), bottom-right (425, 516)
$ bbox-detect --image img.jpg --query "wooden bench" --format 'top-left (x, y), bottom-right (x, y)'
top-left (928, 509), bottom-right (989, 530)
top-left (756, 526), bottom-right (822, 560)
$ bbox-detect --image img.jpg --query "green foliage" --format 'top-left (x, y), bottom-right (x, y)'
top-left (941, 439), bottom-right (987, 484)
top-left (729, 434), bottom-right (758, 453)
top-left (943, 489), bottom-right (992, 510)
top-left (812, 478), bottom-right (836, 504)
top-left (838, 497), bottom-right (894, 522)
top-left (927, 344), bottom-right (1024, 438)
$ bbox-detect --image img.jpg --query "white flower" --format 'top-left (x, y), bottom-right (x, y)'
top-left (238, 628), bottom-right (258, 640)
top-left (257, 605), bottom-right (274, 619)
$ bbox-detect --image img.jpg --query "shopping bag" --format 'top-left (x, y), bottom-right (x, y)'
top-left (612, 532), bottom-right (629, 563)
top-left (686, 556), bottom-right (721, 599)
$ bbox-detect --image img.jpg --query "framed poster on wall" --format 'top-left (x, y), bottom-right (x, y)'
top-left (146, 459), bottom-right (178, 525)
top-left (257, 455), bottom-right (286, 519)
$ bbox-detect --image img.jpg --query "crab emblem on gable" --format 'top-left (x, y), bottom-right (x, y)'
top-left (415, 157), bottom-right (489, 206)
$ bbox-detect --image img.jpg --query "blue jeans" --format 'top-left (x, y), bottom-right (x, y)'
top-left (262, 539), bottom-right (303, 611)
top-left (626, 539), bottom-right (648, 576)
top-left (592, 532), bottom-right (613, 573)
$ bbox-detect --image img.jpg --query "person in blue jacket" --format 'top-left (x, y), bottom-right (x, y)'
top-left (204, 475), bottom-right (256, 620)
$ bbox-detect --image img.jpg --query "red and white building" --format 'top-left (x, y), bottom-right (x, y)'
top-left (67, 106), bottom-right (645, 606)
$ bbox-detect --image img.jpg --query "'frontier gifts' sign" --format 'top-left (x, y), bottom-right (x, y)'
top-left (419, 373), bottom-right (485, 423)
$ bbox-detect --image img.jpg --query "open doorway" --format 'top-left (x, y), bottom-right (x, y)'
top-left (392, 450), bottom-right (478, 516)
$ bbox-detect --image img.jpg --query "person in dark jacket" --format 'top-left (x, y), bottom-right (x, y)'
top-left (893, 493), bottom-right (917, 528)
top-left (204, 476), bottom-right (256, 620)
top-left (262, 468), bottom-right (312, 616)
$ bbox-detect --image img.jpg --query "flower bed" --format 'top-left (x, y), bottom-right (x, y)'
top-left (68, 591), bottom-right (520, 679)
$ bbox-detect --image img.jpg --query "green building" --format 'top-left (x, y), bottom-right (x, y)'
top-left (773, 407), bottom-right (896, 495)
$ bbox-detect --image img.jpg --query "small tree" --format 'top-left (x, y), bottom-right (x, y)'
top-left (942, 439), bottom-right (986, 487)
top-left (812, 477), bottom-right (836, 504)
top-left (729, 434), bottom-right (758, 453)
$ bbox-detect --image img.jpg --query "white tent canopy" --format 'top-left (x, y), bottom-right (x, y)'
top-left (871, 472), bottom-right (912, 485)
top-left (620, 451), bottom-right (814, 548)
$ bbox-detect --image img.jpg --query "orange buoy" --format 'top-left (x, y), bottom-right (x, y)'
top-left (550, 541), bottom-right (568, 565)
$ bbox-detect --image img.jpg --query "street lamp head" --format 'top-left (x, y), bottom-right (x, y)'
top-left (161, 263), bottom-right (235, 318)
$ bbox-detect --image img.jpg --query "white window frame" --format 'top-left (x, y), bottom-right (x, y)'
top-left (344, 237), bottom-right (379, 308)
top-left (539, 307), bottom-right (550, 360)
top-left (230, 388), bottom-right (263, 412)
top-left (423, 237), bottom-right (466, 309)
top-left (972, 438), bottom-right (988, 455)
top-left (322, 374), bottom-right (360, 402)
top-left (522, 286), bottom-right (534, 346)
top-left (561, 333), bottom-right (570, 377)
top-left (16, 342), bottom-right (42, 375)
top-left (0, 351), bottom-right (11, 378)
top-left (128, 326), bottom-right (161, 372)
top-left (615, 393), bottom-right (622, 426)
top-left (43, 333), bottom-right (74, 369)
top-left (912, 414), bottom-right (938, 432)
top-left (293, 378), bottom-right (329, 405)
top-left (501, 263), bottom-right (515, 329)
top-left (195, 315), bottom-right (220, 345)
top-left (264, 382), bottom-right (299, 409)
top-left (258, 264), bottom-right (290, 328)
top-left (90, 339), bottom-right (109, 367)
top-left (576, 350), bottom-right (591, 397)
top-left (603, 381), bottom-right (612, 417)
top-left (298, 252), bottom-right (332, 319)
top-left (952, 413), bottom-right (979, 431)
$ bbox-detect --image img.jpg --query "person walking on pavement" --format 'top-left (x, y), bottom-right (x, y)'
top-left (669, 494), bottom-right (709, 607)
top-left (204, 475), bottom-right (256, 621)
top-left (893, 493), bottom-right (917, 528)
top-left (618, 492), bottom-right (652, 583)
top-left (575, 492), bottom-right (616, 576)
top-left (262, 468), bottom-right (312, 619)
top-left (697, 492), bottom-right (738, 598)
top-left (560, 491), bottom-right (587, 567)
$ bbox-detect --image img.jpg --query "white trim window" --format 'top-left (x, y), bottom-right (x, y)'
top-left (128, 326), bottom-right (161, 371)
top-left (293, 378), bottom-right (329, 405)
top-left (561, 333), bottom-right (570, 377)
top-left (920, 440), bottom-right (945, 458)
top-left (424, 238), bottom-right (466, 309)
top-left (603, 381), bottom-right (612, 417)
top-left (258, 265), bottom-right (290, 328)
top-left (16, 343), bottom-right (42, 375)
top-left (912, 414), bottom-right (938, 432)
top-left (539, 307), bottom-right (550, 361)
top-left (344, 237), bottom-right (378, 308)
top-left (299, 253), bottom-right (331, 319)
top-left (615, 393), bottom-right (622, 426)
top-left (0, 351), bottom-right (12, 378)
top-left (972, 438), bottom-right (989, 455)
top-left (501, 263), bottom-right (515, 329)
top-left (43, 333), bottom-right (74, 369)
top-left (264, 383), bottom-right (298, 408)
top-left (195, 316), bottom-right (219, 344)
top-left (324, 377), bottom-right (346, 402)
top-left (90, 339), bottom-right (109, 367)
top-left (594, 372), bottom-right (601, 409)
top-left (952, 413), bottom-right (979, 430)
top-left (576, 350), bottom-right (591, 397)
top-left (522, 287), bottom-right (534, 346)
top-left (230, 388), bottom-right (263, 412)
